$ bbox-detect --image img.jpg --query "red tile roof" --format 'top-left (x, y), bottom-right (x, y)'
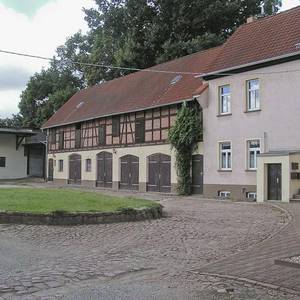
top-left (42, 47), bottom-right (220, 128)
top-left (43, 6), bottom-right (300, 129)
top-left (207, 5), bottom-right (300, 74)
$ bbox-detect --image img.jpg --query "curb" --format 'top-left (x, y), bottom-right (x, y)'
top-left (0, 205), bottom-right (163, 226)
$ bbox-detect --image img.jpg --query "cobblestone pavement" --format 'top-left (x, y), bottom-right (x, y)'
top-left (0, 188), bottom-right (296, 299)
top-left (198, 201), bottom-right (300, 295)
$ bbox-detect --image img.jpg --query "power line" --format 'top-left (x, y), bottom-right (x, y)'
top-left (1, 49), bottom-right (300, 77)
top-left (0, 49), bottom-right (203, 76)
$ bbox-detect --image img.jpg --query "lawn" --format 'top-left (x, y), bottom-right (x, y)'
top-left (0, 188), bottom-right (159, 214)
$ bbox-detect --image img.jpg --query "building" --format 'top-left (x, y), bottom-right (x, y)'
top-left (43, 6), bottom-right (300, 202)
top-left (0, 128), bottom-right (46, 180)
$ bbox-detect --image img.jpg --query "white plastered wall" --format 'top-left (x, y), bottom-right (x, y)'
top-left (48, 143), bottom-right (204, 185)
top-left (0, 134), bottom-right (27, 179)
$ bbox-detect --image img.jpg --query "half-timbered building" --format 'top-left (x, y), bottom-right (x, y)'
top-left (42, 47), bottom-right (220, 193)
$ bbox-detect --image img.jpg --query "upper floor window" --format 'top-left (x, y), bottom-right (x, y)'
top-left (0, 157), bottom-right (6, 168)
top-left (50, 130), bottom-right (56, 145)
top-left (219, 142), bottom-right (231, 170)
top-left (98, 125), bottom-right (106, 146)
top-left (135, 118), bottom-right (145, 143)
top-left (247, 79), bottom-right (260, 111)
top-left (219, 85), bottom-right (231, 115)
top-left (112, 116), bottom-right (120, 137)
top-left (58, 132), bottom-right (64, 150)
top-left (75, 123), bottom-right (81, 149)
top-left (247, 140), bottom-right (260, 170)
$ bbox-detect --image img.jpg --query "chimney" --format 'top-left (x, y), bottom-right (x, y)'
top-left (247, 16), bottom-right (256, 23)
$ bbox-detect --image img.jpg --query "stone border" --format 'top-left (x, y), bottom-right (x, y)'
top-left (274, 257), bottom-right (300, 269)
top-left (0, 205), bottom-right (163, 225)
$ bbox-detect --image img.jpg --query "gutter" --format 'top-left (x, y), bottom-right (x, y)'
top-left (200, 51), bottom-right (300, 80)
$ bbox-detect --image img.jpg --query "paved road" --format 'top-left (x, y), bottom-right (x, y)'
top-left (0, 193), bottom-right (297, 299)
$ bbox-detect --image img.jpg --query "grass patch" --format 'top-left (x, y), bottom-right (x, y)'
top-left (0, 188), bottom-right (159, 214)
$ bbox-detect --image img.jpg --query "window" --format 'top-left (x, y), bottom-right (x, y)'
top-left (219, 142), bottom-right (231, 170)
top-left (86, 159), bottom-right (92, 172)
top-left (218, 191), bottom-right (231, 198)
top-left (246, 192), bottom-right (257, 200)
top-left (135, 118), bottom-right (145, 143)
top-left (219, 85), bottom-right (231, 114)
top-left (75, 123), bottom-right (81, 149)
top-left (112, 116), bottom-right (120, 137)
top-left (0, 157), bottom-right (6, 168)
top-left (50, 130), bottom-right (56, 144)
top-left (58, 160), bottom-right (64, 172)
top-left (98, 125), bottom-right (106, 145)
top-left (247, 140), bottom-right (260, 170)
top-left (247, 79), bottom-right (260, 111)
top-left (58, 132), bottom-right (64, 150)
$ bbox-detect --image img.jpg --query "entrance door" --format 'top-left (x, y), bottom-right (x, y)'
top-left (191, 154), bottom-right (203, 194)
top-left (268, 164), bottom-right (282, 200)
top-left (147, 153), bottom-right (171, 193)
top-left (69, 154), bottom-right (82, 184)
top-left (96, 152), bottom-right (112, 188)
top-left (48, 158), bottom-right (54, 181)
top-left (120, 155), bottom-right (139, 190)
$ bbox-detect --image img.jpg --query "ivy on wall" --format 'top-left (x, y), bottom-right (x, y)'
top-left (168, 102), bottom-right (203, 195)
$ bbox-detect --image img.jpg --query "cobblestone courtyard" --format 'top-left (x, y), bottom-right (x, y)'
top-left (0, 188), bottom-right (299, 299)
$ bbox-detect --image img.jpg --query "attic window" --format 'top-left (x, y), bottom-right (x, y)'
top-left (76, 101), bottom-right (85, 109)
top-left (170, 75), bottom-right (182, 85)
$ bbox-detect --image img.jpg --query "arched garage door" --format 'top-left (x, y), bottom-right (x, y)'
top-left (191, 154), bottom-right (203, 194)
top-left (96, 151), bottom-right (112, 188)
top-left (147, 153), bottom-right (171, 193)
top-left (120, 155), bottom-right (139, 190)
top-left (69, 154), bottom-right (81, 185)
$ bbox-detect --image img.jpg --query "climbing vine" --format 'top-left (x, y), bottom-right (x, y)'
top-left (168, 102), bottom-right (202, 195)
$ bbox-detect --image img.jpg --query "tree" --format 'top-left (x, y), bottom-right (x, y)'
top-left (18, 63), bottom-right (83, 128)
top-left (83, 0), bottom-right (282, 84)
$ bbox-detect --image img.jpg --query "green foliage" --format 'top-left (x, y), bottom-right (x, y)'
top-left (168, 103), bottom-right (202, 195)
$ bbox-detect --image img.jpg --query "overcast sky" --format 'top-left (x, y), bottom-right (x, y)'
top-left (0, 0), bottom-right (299, 118)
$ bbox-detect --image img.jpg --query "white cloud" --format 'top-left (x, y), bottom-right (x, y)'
top-left (0, 0), bottom-right (96, 118)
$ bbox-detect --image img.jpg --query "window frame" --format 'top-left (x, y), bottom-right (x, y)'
top-left (85, 158), bottom-right (92, 172)
top-left (58, 131), bottom-right (64, 150)
top-left (98, 124), bottom-right (106, 146)
top-left (135, 117), bottom-right (145, 143)
top-left (246, 139), bottom-right (261, 170)
top-left (112, 116), bottom-right (120, 137)
top-left (58, 159), bottom-right (64, 172)
top-left (246, 79), bottom-right (260, 112)
top-left (219, 141), bottom-right (232, 170)
top-left (0, 157), bottom-right (6, 168)
top-left (219, 84), bottom-right (231, 115)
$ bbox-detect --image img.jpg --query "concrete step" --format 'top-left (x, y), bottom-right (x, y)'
top-left (293, 194), bottom-right (300, 200)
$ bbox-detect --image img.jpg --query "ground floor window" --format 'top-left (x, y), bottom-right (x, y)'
top-left (0, 157), bottom-right (6, 168)
top-left (247, 140), bottom-right (260, 170)
top-left (58, 159), bottom-right (64, 172)
top-left (219, 142), bottom-right (231, 170)
top-left (246, 192), bottom-right (257, 200)
top-left (86, 159), bottom-right (92, 172)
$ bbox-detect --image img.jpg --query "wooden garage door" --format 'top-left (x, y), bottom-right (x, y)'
top-left (147, 153), bottom-right (171, 193)
top-left (69, 154), bottom-right (81, 185)
top-left (48, 158), bottom-right (53, 181)
top-left (120, 155), bottom-right (139, 190)
top-left (96, 152), bottom-right (112, 188)
top-left (191, 154), bottom-right (203, 194)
